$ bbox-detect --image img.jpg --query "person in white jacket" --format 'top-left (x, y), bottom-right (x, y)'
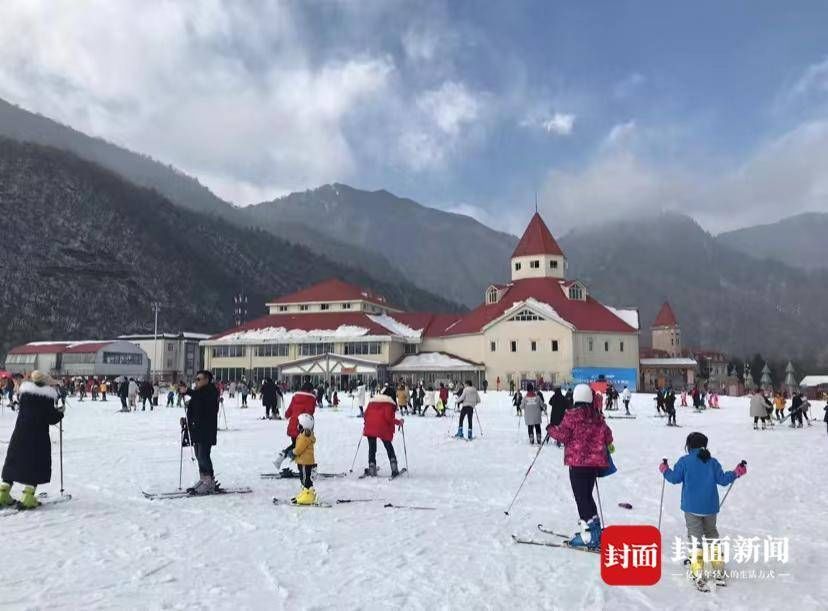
top-left (621, 386), bottom-right (632, 415)
top-left (356, 384), bottom-right (366, 418)
top-left (422, 386), bottom-right (438, 417)
top-left (454, 380), bottom-right (480, 440)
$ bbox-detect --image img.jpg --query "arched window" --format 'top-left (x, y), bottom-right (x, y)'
top-left (488, 288), bottom-right (499, 304)
top-left (568, 285), bottom-right (584, 300)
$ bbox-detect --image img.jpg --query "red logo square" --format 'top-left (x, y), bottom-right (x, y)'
top-left (600, 525), bottom-right (661, 586)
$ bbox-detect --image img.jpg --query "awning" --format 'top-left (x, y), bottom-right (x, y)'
top-left (278, 353), bottom-right (380, 376)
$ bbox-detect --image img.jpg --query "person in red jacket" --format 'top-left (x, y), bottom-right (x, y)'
top-left (438, 383), bottom-right (449, 411)
top-left (362, 386), bottom-right (403, 477)
top-left (274, 382), bottom-right (316, 472)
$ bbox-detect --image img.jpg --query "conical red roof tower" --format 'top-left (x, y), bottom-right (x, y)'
top-left (512, 213), bottom-right (565, 258)
top-left (653, 302), bottom-right (678, 327)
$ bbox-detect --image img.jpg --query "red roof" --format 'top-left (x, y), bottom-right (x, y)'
top-left (268, 279), bottom-right (394, 308)
top-left (210, 312), bottom-right (406, 340)
top-left (512, 213), bottom-right (565, 258)
top-left (8, 343), bottom-right (71, 355)
top-left (440, 278), bottom-right (637, 336)
top-left (653, 302), bottom-right (678, 327)
top-left (390, 313), bottom-right (464, 338)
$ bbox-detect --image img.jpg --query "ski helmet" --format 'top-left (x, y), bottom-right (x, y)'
top-left (572, 383), bottom-right (593, 405)
top-left (298, 413), bottom-right (314, 431)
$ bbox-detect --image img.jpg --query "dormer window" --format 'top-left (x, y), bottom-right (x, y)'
top-left (487, 287), bottom-right (500, 304)
top-left (299, 304), bottom-right (309, 311)
top-left (341, 303), bottom-right (351, 310)
top-left (568, 285), bottom-right (584, 300)
top-left (550, 260), bottom-right (558, 269)
top-left (278, 305), bottom-right (288, 312)
top-left (320, 304), bottom-right (330, 311)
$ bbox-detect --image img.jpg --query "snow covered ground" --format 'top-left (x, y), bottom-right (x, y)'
top-left (1, 391), bottom-right (827, 610)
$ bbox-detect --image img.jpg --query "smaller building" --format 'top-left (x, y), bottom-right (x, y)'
top-left (4, 340), bottom-right (149, 379)
top-left (119, 332), bottom-right (210, 383)
top-left (799, 375), bottom-right (828, 400)
top-left (389, 352), bottom-right (485, 387)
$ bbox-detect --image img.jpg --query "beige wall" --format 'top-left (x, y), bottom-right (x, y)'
top-left (652, 325), bottom-right (680, 356)
top-left (572, 332), bottom-right (639, 369)
top-left (510, 254), bottom-right (566, 281)
top-left (266, 299), bottom-right (396, 316)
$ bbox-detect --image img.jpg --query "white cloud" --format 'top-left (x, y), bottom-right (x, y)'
top-left (520, 111), bottom-right (576, 136)
top-left (604, 120), bottom-right (637, 146)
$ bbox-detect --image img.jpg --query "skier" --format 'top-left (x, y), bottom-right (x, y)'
top-left (355, 384), bottom-right (366, 418)
top-left (546, 384), bottom-right (613, 550)
top-left (454, 380), bottom-right (480, 440)
top-left (396, 383), bottom-right (410, 416)
top-left (362, 386), bottom-right (403, 477)
top-left (523, 383), bottom-right (543, 444)
top-left (482, 379), bottom-right (489, 394)
top-left (261, 377), bottom-right (280, 419)
top-left (773, 393), bottom-right (785, 422)
top-left (291, 413), bottom-right (317, 505)
top-left (513, 388), bottom-right (523, 416)
top-left (118, 378), bottom-right (129, 412)
top-left (274, 382), bottom-right (316, 471)
top-left (749, 388), bottom-right (769, 430)
top-left (239, 380), bottom-right (249, 408)
top-left (179, 370), bottom-right (220, 494)
top-left (140, 380), bottom-right (153, 411)
top-left (548, 386), bottom-right (568, 426)
top-left (823, 401), bottom-right (828, 435)
top-left (0, 371), bottom-right (65, 509)
top-left (166, 385), bottom-right (175, 407)
top-left (128, 378), bottom-right (138, 410)
top-left (655, 388), bottom-right (664, 416)
top-left (621, 385), bottom-right (632, 415)
top-left (665, 388), bottom-right (678, 427)
top-left (332, 388), bottom-right (339, 410)
top-left (422, 385), bottom-right (438, 417)
top-left (438, 383), bottom-right (449, 414)
top-left (659, 432), bottom-right (747, 589)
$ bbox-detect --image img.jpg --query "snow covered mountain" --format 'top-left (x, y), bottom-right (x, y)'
top-left (0, 138), bottom-right (461, 361)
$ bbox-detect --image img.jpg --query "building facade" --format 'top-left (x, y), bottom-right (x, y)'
top-left (4, 340), bottom-right (149, 379)
top-left (119, 332), bottom-right (210, 383)
top-left (202, 214), bottom-right (641, 389)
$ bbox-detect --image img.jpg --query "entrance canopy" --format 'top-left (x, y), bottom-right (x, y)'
top-left (279, 353), bottom-right (380, 376)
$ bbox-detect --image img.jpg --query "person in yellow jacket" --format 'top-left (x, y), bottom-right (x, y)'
top-left (773, 394), bottom-right (786, 422)
top-left (99, 380), bottom-right (108, 401)
top-left (396, 383), bottom-right (410, 415)
top-left (291, 413), bottom-right (317, 505)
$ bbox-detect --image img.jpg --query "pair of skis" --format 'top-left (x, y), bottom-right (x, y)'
top-left (511, 524), bottom-right (600, 555)
top-left (260, 471), bottom-right (347, 480)
top-left (358, 468), bottom-right (408, 481)
top-left (142, 487), bottom-right (253, 500)
top-left (272, 496), bottom-right (434, 510)
top-left (0, 492), bottom-right (73, 516)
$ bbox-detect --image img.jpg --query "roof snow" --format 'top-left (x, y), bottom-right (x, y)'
top-left (367, 313), bottom-right (422, 339)
top-left (215, 325), bottom-right (371, 343)
top-left (640, 358), bottom-right (698, 367)
top-left (390, 352), bottom-right (482, 371)
top-left (800, 376), bottom-right (828, 387)
top-left (501, 298), bottom-right (574, 329)
top-left (606, 306), bottom-right (640, 330)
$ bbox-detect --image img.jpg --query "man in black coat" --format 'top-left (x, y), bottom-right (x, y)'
top-left (179, 370), bottom-right (220, 494)
top-left (261, 377), bottom-right (281, 419)
top-left (548, 387), bottom-right (568, 427)
top-left (0, 371), bottom-right (64, 508)
top-left (117, 378), bottom-right (129, 412)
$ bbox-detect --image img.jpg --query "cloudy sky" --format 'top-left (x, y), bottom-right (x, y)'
top-left (2, 1), bottom-right (828, 235)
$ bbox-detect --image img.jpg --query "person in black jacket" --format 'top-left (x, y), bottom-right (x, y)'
top-left (0, 371), bottom-right (64, 509)
top-left (261, 377), bottom-right (281, 420)
top-left (117, 377), bottom-right (129, 412)
top-left (549, 387), bottom-right (568, 427)
top-left (179, 370), bottom-right (220, 494)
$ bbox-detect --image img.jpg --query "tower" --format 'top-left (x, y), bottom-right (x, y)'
top-left (651, 302), bottom-right (680, 357)
top-left (510, 213), bottom-right (566, 281)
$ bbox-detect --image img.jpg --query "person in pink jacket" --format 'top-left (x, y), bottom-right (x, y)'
top-left (547, 383), bottom-right (614, 550)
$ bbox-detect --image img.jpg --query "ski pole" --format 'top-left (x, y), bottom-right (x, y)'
top-left (719, 460), bottom-right (747, 511)
top-left (504, 434), bottom-right (548, 515)
top-left (401, 424), bottom-right (409, 472)
top-left (595, 477), bottom-right (605, 527)
top-left (178, 427), bottom-right (185, 490)
top-left (474, 409), bottom-right (484, 437)
top-left (59, 418), bottom-right (65, 496)
top-left (221, 402), bottom-right (228, 431)
top-left (657, 458), bottom-right (667, 531)
top-left (349, 435), bottom-right (364, 473)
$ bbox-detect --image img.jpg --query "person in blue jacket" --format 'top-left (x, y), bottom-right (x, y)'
top-left (660, 432), bottom-right (746, 587)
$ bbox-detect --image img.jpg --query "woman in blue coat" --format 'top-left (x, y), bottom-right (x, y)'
top-left (0, 370), bottom-right (64, 509)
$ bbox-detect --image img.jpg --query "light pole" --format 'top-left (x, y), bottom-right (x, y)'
top-left (152, 302), bottom-right (161, 383)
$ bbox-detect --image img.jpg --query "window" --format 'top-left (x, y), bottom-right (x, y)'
top-left (253, 367), bottom-right (279, 381)
top-left (514, 262), bottom-right (522, 271)
top-left (102, 351), bottom-right (143, 365)
top-left (5, 354), bottom-right (36, 364)
top-left (341, 303), bottom-right (352, 310)
top-left (299, 304), bottom-right (309, 311)
top-left (552, 340), bottom-right (559, 352)
top-left (167, 343), bottom-right (174, 352)
top-left (211, 345), bottom-right (245, 358)
top-left (213, 367), bottom-right (247, 382)
top-left (298, 343), bottom-right (333, 356)
top-left (604, 341), bottom-right (609, 352)
top-left (550, 260), bottom-right (558, 269)
top-left (490, 341), bottom-right (496, 352)
top-left (620, 341), bottom-right (624, 352)
top-left (568, 285), bottom-right (584, 300)
top-left (320, 304), bottom-right (330, 311)
top-left (166, 358), bottom-right (173, 368)
top-left (404, 344), bottom-right (417, 354)
top-left (509, 309), bottom-right (542, 321)
top-left (278, 305), bottom-right (288, 312)
top-left (530, 260), bottom-right (540, 269)
top-left (531, 341), bottom-right (537, 352)
top-left (343, 342), bottom-right (381, 355)
top-left (487, 288), bottom-right (499, 304)
top-left (510, 340), bottom-right (517, 353)
top-left (588, 338), bottom-right (594, 351)
top-left (255, 344), bottom-right (289, 357)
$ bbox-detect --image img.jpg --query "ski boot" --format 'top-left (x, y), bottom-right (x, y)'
top-left (0, 482), bottom-right (15, 508)
top-left (273, 450), bottom-right (294, 471)
top-left (711, 543), bottom-right (726, 584)
top-left (568, 519), bottom-right (593, 548)
top-left (18, 486), bottom-right (40, 510)
top-left (688, 549), bottom-right (709, 591)
top-left (294, 487), bottom-right (317, 505)
top-left (467, 428), bottom-right (474, 441)
top-left (529, 432), bottom-right (535, 445)
top-left (188, 475), bottom-right (216, 495)
top-left (390, 459), bottom-right (400, 478)
top-left (454, 427), bottom-right (464, 439)
top-left (363, 462), bottom-right (378, 477)
top-left (586, 516), bottom-right (602, 549)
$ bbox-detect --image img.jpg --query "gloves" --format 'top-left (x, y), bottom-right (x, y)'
top-left (659, 461), bottom-right (669, 474)
top-left (733, 463), bottom-right (747, 478)
top-left (607, 443), bottom-right (615, 454)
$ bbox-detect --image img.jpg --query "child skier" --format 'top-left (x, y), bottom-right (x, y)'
top-left (291, 413), bottom-right (317, 505)
top-left (362, 387), bottom-right (403, 477)
top-left (621, 385), bottom-right (631, 415)
top-left (513, 388), bottom-right (523, 416)
top-left (523, 383), bottom-right (543, 444)
top-left (274, 382), bottom-right (316, 472)
top-left (547, 384), bottom-right (613, 550)
top-left (0, 371), bottom-right (65, 509)
top-left (659, 432), bottom-right (746, 590)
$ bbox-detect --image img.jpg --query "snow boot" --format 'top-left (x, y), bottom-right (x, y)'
top-left (529, 432), bottom-right (535, 445)
top-left (754, 423), bottom-right (758, 430)
top-left (295, 487), bottom-right (317, 506)
top-left (454, 427), bottom-right (464, 438)
top-left (467, 428), bottom-right (473, 440)
top-left (568, 520), bottom-right (592, 548)
top-left (390, 459), bottom-right (400, 478)
top-left (19, 486), bottom-right (40, 510)
top-left (364, 462), bottom-right (377, 477)
top-left (0, 482), bottom-right (15, 508)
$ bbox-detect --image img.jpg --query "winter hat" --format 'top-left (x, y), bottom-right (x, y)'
top-left (30, 370), bottom-right (57, 386)
top-left (298, 413), bottom-right (314, 431)
top-left (572, 383), bottom-right (593, 405)
top-left (301, 381), bottom-right (314, 393)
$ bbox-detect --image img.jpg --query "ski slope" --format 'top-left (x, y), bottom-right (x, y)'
top-left (1, 392), bottom-right (826, 610)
